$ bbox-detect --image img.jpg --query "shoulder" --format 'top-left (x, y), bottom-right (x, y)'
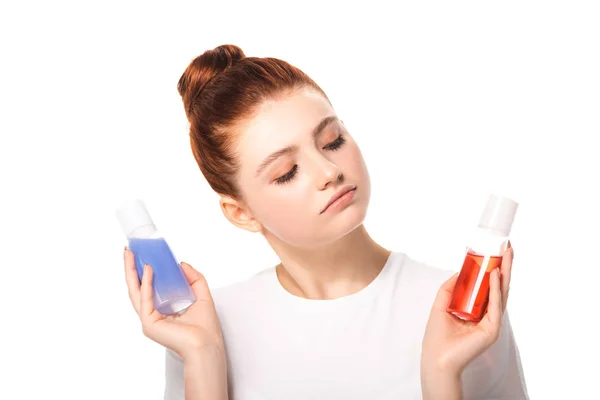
top-left (380, 251), bottom-right (455, 326)
top-left (211, 266), bottom-right (275, 301)
top-left (392, 251), bottom-right (455, 296)
top-left (396, 251), bottom-right (455, 281)
top-left (209, 266), bottom-right (277, 320)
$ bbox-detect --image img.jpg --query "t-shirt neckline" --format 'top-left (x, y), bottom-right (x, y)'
top-left (269, 251), bottom-right (397, 309)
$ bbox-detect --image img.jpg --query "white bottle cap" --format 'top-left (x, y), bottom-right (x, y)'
top-left (477, 194), bottom-right (519, 236)
top-left (115, 199), bottom-right (156, 237)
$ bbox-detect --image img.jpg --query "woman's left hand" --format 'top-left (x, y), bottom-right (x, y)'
top-left (421, 243), bottom-right (514, 379)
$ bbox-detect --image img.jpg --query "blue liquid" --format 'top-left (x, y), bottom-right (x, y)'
top-left (128, 237), bottom-right (195, 315)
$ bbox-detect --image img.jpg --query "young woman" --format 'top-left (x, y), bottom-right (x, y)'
top-left (123, 44), bottom-right (528, 400)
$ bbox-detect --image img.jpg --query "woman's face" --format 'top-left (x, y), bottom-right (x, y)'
top-left (232, 88), bottom-right (371, 248)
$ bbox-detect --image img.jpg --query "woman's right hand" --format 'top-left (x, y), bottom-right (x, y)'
top-left (123, 247), bottom-right (225, 361)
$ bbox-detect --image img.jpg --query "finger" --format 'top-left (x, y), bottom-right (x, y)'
top-left (140, 265), bottom-right (160, 321)
top-left (500, 242), bottom-right (514, 312)
top-left (181, 262), bottom-right (213, 302)
top-left (480, 268), bottom-right (503, 341)
top-left (123, 247), bottom-right (141, 315)
top-left (432, 272), bottom-right (459, 311)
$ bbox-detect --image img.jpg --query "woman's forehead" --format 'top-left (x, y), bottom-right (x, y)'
top-left (237, 90), bottom-right (334, 162)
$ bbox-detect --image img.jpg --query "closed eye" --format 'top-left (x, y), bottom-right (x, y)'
top-left (274, 136), bottom-right (347, 185)
top-left (323, 135), bottom-right (346, 151)
top-left (275, 164), bottom-right (298, 185)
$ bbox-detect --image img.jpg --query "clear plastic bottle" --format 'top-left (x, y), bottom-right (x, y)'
top-left (447, 194), bottom-right (519, 322)
top-left (115, 199), bottom-right (195, 315)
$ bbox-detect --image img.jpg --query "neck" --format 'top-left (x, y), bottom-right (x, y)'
top-left (267, 224), bottom-right (391, 300)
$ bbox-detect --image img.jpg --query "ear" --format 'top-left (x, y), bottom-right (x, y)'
top-left (219, 196), bottom-right (263, 233)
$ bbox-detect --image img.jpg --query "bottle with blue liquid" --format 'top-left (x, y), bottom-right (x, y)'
top-left (116, 199), bottom-right (195, 315)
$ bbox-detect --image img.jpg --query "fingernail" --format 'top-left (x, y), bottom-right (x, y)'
top-left (124, 246), bottom-right (128, 252)
top-left (507, 240), bottom-right (512, 249)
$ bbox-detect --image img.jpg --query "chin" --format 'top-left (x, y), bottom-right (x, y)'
top-left (319, 201), bottom-right (369, 245)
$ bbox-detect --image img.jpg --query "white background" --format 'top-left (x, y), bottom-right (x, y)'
top-left (1, 1), bottom-right (598, 399)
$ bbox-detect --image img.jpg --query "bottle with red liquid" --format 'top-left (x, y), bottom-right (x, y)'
top-left (447, 194), bottom-right (518, 322)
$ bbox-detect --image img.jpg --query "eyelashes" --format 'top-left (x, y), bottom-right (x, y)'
top-left (274, 136), bottom-right (347, 185)
top-left (275, 164), bottom-right (298, 185)
top-left (323, 135), bottom-right (346, 151)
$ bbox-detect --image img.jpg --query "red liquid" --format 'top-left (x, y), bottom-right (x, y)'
top-left (447, 252), bottom-right (503, 322)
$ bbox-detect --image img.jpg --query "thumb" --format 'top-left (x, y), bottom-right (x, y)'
top-left (180, 262), bottom-right (213, 302)
top-left (432, 272), bottom-right (459, 312)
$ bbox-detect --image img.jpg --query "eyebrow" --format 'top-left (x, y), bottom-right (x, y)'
top-left (255, 115), bottom-right (339, 176)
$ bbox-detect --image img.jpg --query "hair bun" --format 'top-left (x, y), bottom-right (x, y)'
top-left (178, 44), bottom-right (246, 116)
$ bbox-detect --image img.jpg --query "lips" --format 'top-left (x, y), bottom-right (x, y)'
top-left (321, 184), bottom-right (357, 214)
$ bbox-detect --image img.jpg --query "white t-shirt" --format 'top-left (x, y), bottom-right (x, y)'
top-left (164, 251), bottom-right (529, 399)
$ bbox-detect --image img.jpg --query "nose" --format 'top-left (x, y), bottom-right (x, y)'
top-left (310, 153), bottom-right (343, 190)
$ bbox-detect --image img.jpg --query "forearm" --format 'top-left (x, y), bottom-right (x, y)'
top-left (183, 346), bottom-right (228, 400)
top-left (421, 367), bottom-right (463, 400)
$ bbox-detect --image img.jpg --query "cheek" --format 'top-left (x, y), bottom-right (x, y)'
top-left (250, 185), bottom-right (318, 241)
top-left (341, 142), bottom-right (369, 177)
top-left (258, 187), bottom-right (310, 220)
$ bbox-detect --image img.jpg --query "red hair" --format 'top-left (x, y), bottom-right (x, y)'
top-left (177, 44), bottom-right (328, 199)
